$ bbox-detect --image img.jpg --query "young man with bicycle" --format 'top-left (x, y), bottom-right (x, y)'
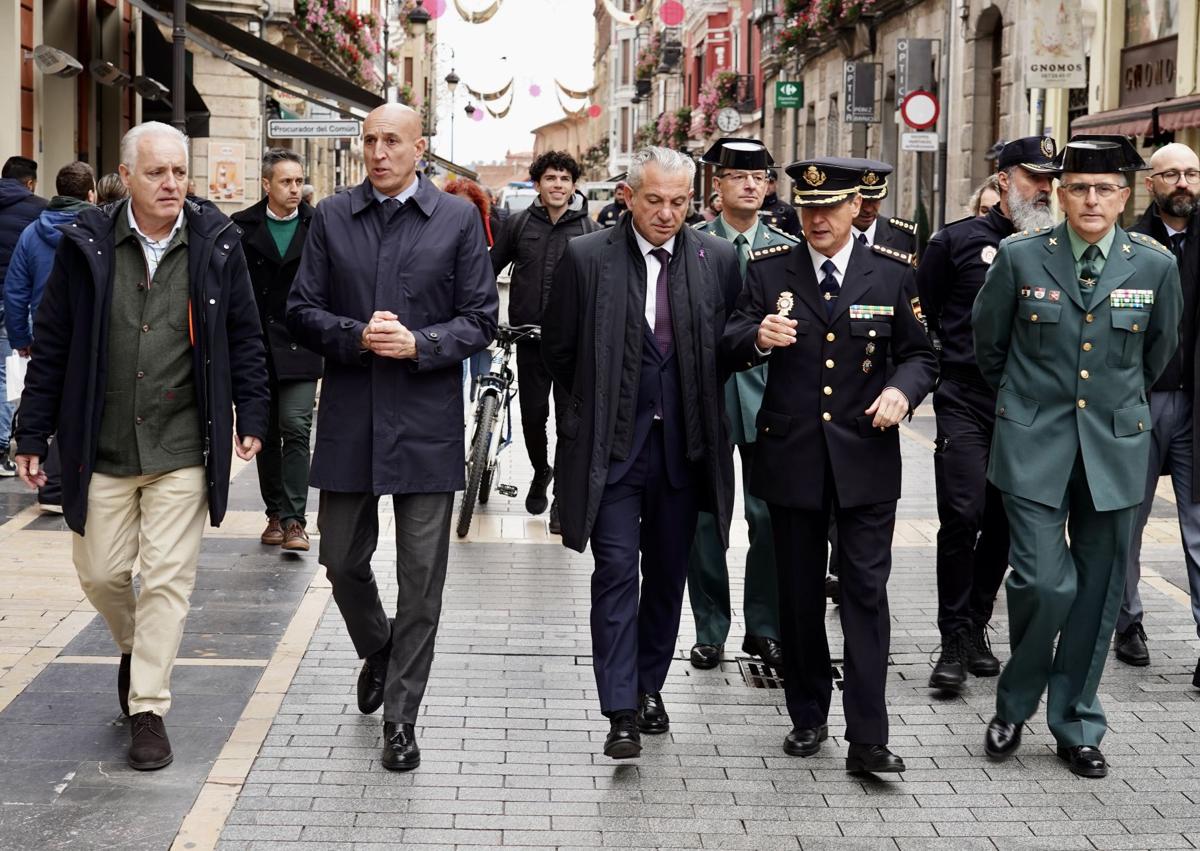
top-left (490, 151), bottom-right (599, 533)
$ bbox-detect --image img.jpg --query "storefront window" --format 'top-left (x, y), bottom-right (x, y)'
top-left (1126, 0), bottom-right (1178, 46)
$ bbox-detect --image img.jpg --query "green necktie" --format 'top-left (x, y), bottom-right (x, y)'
top-left (1079, 244), bottom-right (1102, 288)
top-left (734, 233), bottom-right (749, 277)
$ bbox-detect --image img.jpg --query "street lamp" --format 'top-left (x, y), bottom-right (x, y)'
top-left (407, 0), bottom-right (431, 38)
top-left (383, 0), bottom-right (433, 103)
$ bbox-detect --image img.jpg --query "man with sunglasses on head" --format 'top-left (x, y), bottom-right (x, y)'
top-left (1115, 142), bottom-right (1200, 676)
top-left (974, 136), bottom-right (1181, 778)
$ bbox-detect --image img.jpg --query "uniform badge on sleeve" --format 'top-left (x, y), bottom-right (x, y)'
top-left (910, 296), bottom-right (924, 323)
top-left (981, 245), bottom-right (997, 265)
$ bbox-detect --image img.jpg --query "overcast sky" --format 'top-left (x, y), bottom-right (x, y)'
top-left (426, 0), bottom-right (598, 166)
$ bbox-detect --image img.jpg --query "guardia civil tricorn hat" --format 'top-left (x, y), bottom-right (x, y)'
top-left (786, 158), bottom-right (864, 206)
top-left (1054, 135), bottom-right (1147, 173)
top-left (701, 138), bottom-right (774, 171)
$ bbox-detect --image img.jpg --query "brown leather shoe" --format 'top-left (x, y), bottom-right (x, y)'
top-left (128, 711), bottom-right (173, 770)
top-left (282, 521), bottom-right (310, 552)
top-left (260, 516), bottom-right (284, 546)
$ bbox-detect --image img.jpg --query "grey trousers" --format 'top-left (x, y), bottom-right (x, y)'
top-left (1123, 390), bottom-right (1200, 638)
top-left (317, 490), bottom-right (454, 724)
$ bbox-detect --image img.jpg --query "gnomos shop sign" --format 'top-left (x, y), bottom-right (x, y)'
top-left (1023, 0), bottom-right (1086, 89)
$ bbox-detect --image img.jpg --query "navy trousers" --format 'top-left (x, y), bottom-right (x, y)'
top-left (589, 423), bottom-right (699, 715)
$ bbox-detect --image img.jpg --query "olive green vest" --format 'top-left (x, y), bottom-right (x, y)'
top-left (95, 206), bottom-right (204, 476)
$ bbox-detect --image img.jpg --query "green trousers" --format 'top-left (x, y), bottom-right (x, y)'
top-left (687, 444), bottom-right (779, 645)
top-left (997, 454), bottom-right (1136, 748)
top-left (256, 379), bottom-right (318, 527)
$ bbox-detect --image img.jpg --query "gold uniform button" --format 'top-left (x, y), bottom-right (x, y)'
top-left (1030, 313), bottom-right (1039, 322)
top-left (825, 332), bottom-right (836, 342)
top-left (1132, 323), bottom-right (1140, 332)
top-left (822, 412), bottom-right (832, 422)
top-left (1082, 342), bottom-right (1093, 351)
top-left (1078, 399), bottom-right (1087, 409)
top-left (1138, 421), bottom-right (1145, 431)
top-left (868, 329), bottom-right (877, 337)
top-left (1085, 313), bottom-right (1095, 323)
top-left (825, 359), bottom-right (835, 368)
top-left (823, 386), bottom-right (833, 396)
top-left (1080, 369), bottom-right (1090, 379)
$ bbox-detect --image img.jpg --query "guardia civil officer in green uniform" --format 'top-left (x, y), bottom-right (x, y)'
top-left (974, 137), bottom-right (1182, 778)
top-left (686, 139), bottom-right (801, 671)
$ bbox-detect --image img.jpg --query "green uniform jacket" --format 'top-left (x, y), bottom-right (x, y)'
top-left (972, 221), bottom-right (1182, 512)
top-left (694, 215), bottom-right (801, 444)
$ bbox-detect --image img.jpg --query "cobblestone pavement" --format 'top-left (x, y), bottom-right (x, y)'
top-left (2, 391), bottom-right (1200, 849)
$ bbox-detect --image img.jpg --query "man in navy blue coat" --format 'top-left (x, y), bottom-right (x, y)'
top-left (287, 104), bottom-right (498, 772)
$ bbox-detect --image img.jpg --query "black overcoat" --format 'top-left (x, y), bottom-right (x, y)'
top-left (14, 198), bottom-right (271, 533)
top-left (286, 178), bottom-right (498, 494)
top-left (541, 216), bottom-right (742, 552)
top-left (230, 198), bottom-right (323, 381)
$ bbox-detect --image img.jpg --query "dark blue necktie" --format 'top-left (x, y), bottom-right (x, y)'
top-left (819, 258), bottom-right (839, 319)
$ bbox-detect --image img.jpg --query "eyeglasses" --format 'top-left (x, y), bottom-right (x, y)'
top-left (1061, 182), bottom-right (1124, 199)
top-left (1151, 169), bottom-right (1200, 185)
top-left (716, 171), bottom-right (767, 185)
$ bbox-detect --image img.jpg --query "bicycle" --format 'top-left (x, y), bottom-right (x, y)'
top-left (456, 323), bottom-right (541, 538)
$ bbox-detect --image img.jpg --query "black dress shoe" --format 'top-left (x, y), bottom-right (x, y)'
top-left (1056, 745), bottom-right (1107, 778)
top-left (525, 467), bottom-right (552, 515)
top-left (783, 724), bottom-right (828, 757)
top-left (966, 623), bottom-right (1001, 677)
top-left (845, 743), bottom-right (905, 773)
top-left (118, 653), bottom-right (131, 717)
top-left (929, 631), bottom-right (968, 694)
top-left (357, 642), bottom-right (390, 715)
top-left (689, 643), bottom-right (723, 669)
top-left (984, 716), bottom-right (1022, 761)
top-left (742, 635), bottom-right (784, 669)
top-left (548, 500), bottom-right (561, 535)
top-left (603, 713), bottom-right (641, 759)
top-left (1115, 622), bottom-right (1149, 666)
top-left (825, 575), bottom-right (841, 605)
top-left (636, 692), bottom-right (670, 734)
top-left (128, 711), bottom-right (173, 771)
top-left (382, 721), bottom-right (421, 771)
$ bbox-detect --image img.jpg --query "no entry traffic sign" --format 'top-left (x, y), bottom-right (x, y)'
top-left (900, 90), bottom-right (939, 130)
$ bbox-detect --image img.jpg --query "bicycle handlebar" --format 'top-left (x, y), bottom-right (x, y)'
top-left (496, 323), bottom-right (541, 344)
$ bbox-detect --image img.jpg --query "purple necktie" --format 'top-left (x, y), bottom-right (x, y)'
top-left (650, 247), bottom-right (673, 353)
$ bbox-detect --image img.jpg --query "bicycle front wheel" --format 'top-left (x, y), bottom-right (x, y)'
top-left (456, 393), bottom-right (499, 538)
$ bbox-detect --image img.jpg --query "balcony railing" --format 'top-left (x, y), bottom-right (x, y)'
top-left (751, 0), bottom-right (778, 23)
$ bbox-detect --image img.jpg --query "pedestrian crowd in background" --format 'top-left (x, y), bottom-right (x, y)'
top-left (2, 113), bottom-right (1198, 788)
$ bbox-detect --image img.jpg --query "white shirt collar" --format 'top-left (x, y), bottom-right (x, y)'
top-left (371, 175), bottom-right (421, 206)
top-left (127, 202), bottom-right (184, 247)
top-left (266, 204), bottom-right (299, 221)
top-left (631, 226), bottom-right (676, 258)
top-left (1163, 220), bottom-right (1187, 238)
top-left (808, 236), bottom-right (855, 280)
top-left (852, 218), bottom-right (877, 244)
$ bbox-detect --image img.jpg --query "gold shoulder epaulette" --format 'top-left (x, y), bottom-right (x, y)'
top-left (749, 243), bottom-right (793, 261)
top-left (1129, 231), bottom-right (1172, 255)
top-left (871, 242), bottom-right (916, 267)
top-left (889, 217), bottom-right (918, 234)
top-left (691, 220), bottom-right (710, 231)
top-left (1005, 228), bottom-right (1049, 244)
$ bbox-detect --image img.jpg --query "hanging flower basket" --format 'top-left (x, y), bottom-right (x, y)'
top-left (295, 0), bottom-right (384, 90)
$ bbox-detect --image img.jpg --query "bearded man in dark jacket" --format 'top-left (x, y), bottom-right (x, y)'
top-left (490, 150), bottom-right (599, 528)
top-left (13, 122), bottom-right (269, 771)
top-left (542, 146), bottom-right (741, 760)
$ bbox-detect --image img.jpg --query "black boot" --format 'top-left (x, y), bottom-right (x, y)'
top-left (548, 499), bottom-right (561, 535)
top-left (928, 631), bottom-right (968, 694)
top-left (965, 622), bottom-right (1001, 677)
top-left (526, 467), bottom-right (553, 515)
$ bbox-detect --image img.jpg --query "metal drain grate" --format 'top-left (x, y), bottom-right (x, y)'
top-left (737, 657), bottom-right (847, 691)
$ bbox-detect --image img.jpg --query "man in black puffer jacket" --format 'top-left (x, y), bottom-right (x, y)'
top-left (490, 150), bottom-right (599, 530)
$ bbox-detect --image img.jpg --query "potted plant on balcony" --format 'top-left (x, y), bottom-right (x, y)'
top-left (693, 72), bottom-right (739, 138)
top-left (295, 0), bottom-right (383, 89)
top-left (635, 33), bottom-right (660, 97)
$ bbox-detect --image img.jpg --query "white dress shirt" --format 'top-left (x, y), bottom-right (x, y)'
top-left (851, 219), bottom-right (877, 246)
top-left (808, 237), bottom-right (855, 288)
top-left (372, 175), bottom-right (422, 205)
top-left (127, 203), bottom-right (185, 280)
top-left (631, 227), bottom-right (676, 331)
top-left (265, 204), bottom-right (299, 222)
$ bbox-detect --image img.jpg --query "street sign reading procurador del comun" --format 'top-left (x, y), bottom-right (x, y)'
top-left (267, 119), bottom-right (362, 139)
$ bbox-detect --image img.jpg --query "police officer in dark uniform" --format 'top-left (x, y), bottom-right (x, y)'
top-left (760, 168), bottom-right (802, 237)
top-left (724, 158), bottom-right (937, 773)
top-left (918, 137), bottom-right (1061, 694)
top-left (852, 162), bottom-right (918, 256)
top-left (596, 174), bottom-right (628, 228)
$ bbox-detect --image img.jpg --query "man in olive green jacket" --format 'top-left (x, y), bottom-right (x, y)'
top-left (973, 137), bottom-right (1182, 779)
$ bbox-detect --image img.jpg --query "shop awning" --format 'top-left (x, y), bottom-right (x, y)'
top-left (130, 0), bottom-right (384, 117)
top-left (424, 151), bottom-right (479, 182)
top-left (1071, 94), bottom-right (1200, 138)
